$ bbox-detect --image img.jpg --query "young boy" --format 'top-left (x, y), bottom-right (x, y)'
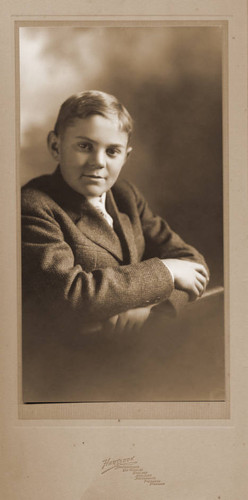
top-left (22, 90), bottom-right (209, 402)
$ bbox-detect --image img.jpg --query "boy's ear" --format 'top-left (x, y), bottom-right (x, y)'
top-left (47, 131), bottom-right (60, 161)
top-left (126, 146), bottom-right (132, 158)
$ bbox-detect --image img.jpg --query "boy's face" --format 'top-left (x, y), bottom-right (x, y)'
top-left (48, 115), bottom-right (132, 198)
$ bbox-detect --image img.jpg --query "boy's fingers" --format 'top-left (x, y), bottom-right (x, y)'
top-left (195, 279), bottom-right (205, 294)
top-left (195, 272), bottom-right (207, 286)
top-left (194, 264), bottom-right (209, 280)
top-left (104, 314), bottom-right (119, 333)
top-left (115, 315), bottom-right (125, 333)
top-left (195, 280), bottom-right (203, 292)
top-left (192, 285), bottom-right (200, 298)
top-left (185, 260), bottom-right (209, 280)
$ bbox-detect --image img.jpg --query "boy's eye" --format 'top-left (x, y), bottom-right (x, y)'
top-left (78, 142), bottom-right (92, 152)
top-left (106, 147), bottom-right (121, 157)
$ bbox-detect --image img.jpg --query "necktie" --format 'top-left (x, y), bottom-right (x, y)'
top-left (89, 196), bottom-right (114, 228)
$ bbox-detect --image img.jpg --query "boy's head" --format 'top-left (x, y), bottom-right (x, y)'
top-left (47, 90), bottom-right (133, 199)
top-left (54, 90), bottom-right (133, 141)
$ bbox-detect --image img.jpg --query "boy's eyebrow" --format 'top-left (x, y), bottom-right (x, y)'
top-left (75, 136), bottom-right (125, 148)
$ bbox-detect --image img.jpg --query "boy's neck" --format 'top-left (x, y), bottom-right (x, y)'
top-left (87, 192), bottom-right (106, 206)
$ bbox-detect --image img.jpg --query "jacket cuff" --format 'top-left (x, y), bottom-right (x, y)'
top-left (166, 288), bottom-right (190, 315)
top-left (137, 257), bottom-right (175, 306)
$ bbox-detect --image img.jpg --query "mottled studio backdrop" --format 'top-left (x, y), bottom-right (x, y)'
top-left (19, 26), bottom-right (223, 287)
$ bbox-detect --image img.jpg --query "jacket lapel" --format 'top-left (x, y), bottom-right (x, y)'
top-left (106, 190), bottom-right (138, 263)
top-left (75, 203), bottom-right (124, 261)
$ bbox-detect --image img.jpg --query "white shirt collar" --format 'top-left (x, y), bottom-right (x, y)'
top-left (87, 192), bottom-right (106, 208)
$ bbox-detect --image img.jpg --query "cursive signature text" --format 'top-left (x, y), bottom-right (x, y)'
top-left (101, 456), bottom-right (165, 486)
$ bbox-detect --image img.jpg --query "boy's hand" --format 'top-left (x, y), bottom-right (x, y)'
top-left (103, 305), bottom-right (153, 334)
top-left (162, 259), bottom-right (209, 300)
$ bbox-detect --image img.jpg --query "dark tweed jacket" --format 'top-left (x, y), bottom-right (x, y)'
top-left (21, 166), bottom-right (207, 401)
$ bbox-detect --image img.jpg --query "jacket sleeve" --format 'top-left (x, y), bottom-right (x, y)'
top-left (128, 182), bottom-right (209, 314)
top-left (21, 190), bottom-right (174, 325)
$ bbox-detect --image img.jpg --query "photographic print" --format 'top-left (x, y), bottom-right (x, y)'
top-left (1, 1), bottom-right (248, 499)
top-left (19, 24), bottom-right (225, 405)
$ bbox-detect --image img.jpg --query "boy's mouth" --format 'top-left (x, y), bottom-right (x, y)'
top-left (82, 174), bottom-right (104, 179)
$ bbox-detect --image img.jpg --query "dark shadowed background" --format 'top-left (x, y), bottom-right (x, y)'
top-left (20, 26), bottom-right (223, 288)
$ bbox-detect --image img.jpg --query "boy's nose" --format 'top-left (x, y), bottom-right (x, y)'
top-left (89, 149), bottom-right (106, 168)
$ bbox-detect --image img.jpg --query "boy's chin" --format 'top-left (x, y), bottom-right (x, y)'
top-left (77, 181), bottom-right (117, 198)
top-left (75, 185), bottom-right (107, 199)
top-left (64, 177), bottom-right (117, 198)
top-left (65, 181), bottom-right (105, 198)
top-left (83, 185), bottom-right (107, 197)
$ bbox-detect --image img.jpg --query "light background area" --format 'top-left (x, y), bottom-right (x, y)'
top-left (19, 26), bottom-right (223, 287)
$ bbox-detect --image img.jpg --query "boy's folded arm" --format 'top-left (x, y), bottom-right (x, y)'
top-left (129, 181), bottom-right (209, 313)
top-left (22, 208), bottom-right (174, 326)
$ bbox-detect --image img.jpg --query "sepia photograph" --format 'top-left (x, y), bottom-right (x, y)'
top-left (19, 24), bottom-right (225, 405)
top-left (1, 1), bottom-right (248, 498)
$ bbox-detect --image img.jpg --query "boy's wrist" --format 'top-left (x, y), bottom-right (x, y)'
top-left (161, 260), bottom-right (175, 284)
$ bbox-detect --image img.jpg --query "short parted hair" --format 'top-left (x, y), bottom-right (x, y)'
top-left (54, 90), bottom-right (133, 141)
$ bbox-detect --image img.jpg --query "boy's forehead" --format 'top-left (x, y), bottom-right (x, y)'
top-left (63, 115), bottom-right (128, 146)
